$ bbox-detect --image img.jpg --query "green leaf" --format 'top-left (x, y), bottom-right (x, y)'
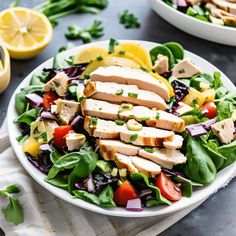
top-left (183, 136), bottom-right (216, 185)
top-left (15, 108), bottom-right (41, 125)
top-left (73, 190), bottom-right (100, 205)
top-left (130, 173), bottom-right (171, 206)
top-left (218, 140), bottom-right (236, 170)
top-left (149, 45), bottom-right (175, 68)
top-left (213, 71), bottom-right (223, 89)
top-left (171, 175), bottom-right (192, 197)
top-left (50, 150), bottom-right (63, 164)
top-left (45, 175), bottom-right (68, 190)
top-left (130, 134), bottom-right (138, 141)
top-left (217, 101), bottom-right (234, 121)
top-left (15, 91), bottom-right (27, 115)
top-left (119, 10), bottom-right (140, 29)
top-left (5, 185), bottom-right (20, 194)
top-left (98, 185), bottom-right (116, 207)
top-left (164, 42), bottom-right (184, 61)
top-left (202, 139), bottom-right (226, 170)
top-left (30, 72), bottom-right (49, 86)
top-left (96, 160), bottom-right (113, 173)
top-left (68, 151), bottom-right (98, 192)
top-left (2, 198), bottom-right (24, 225)
top-left (8, 0), bottom-right (19, 8)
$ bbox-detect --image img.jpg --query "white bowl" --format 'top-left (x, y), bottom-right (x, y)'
top-left (149, 0), bottom-right (236, 46)
top-left (7, 40), bottom-right (236, 217)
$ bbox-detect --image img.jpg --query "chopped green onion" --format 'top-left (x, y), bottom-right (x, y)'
top-left (116, 89), bottom-right (124, 95)
top-left (115, 119), bottom-right (125, 125)
top-left (128, 92), bottom-right (138, 98)
top-left (130, 134), bottom-right (138, 141)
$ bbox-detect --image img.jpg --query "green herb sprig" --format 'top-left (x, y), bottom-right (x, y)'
top-left (65, 20), bottom-right (104, 43)
top-left (119, 10), bottom-right (140, 29)
top-left (0, 185), bottom-right (24, 225)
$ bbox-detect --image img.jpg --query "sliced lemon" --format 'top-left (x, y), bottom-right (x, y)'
top-left (114, 42), bottom-right (153, 69)
top-left (73, 47), bottom-right (108, 64)
top-left (0, 7), bottom-right (52, 59)
top-left (81, 56), bottom-right (140, 77)
top-left (114, 51), bottom-right (145, 67)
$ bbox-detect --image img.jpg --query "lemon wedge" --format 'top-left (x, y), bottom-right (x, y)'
top-left (0, 7), bottom-right (52, 59)
top-left (73, 47), bottom-right (108, 64)
top-left (114, 43), bottom-right (153, 69)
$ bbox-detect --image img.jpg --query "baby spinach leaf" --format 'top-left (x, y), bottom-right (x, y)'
top-left (99, 185), bottom-right (116, 207)
top-left (47, 152), bottom-right (81, 179)
top-left (171, 175), bottom-right (192, 197)
top-left (183, 136), bottom-right (216, 185)
top-left (202, 139), bottom-right (225, 170)
top-left (218, 140), bottom-right (236, 171)
top-left (45, 175), bottom-right (68, 190)
top-left (73, 190), bottom-right (100, 205)
top-left (15, 108), bottom-right (41, 125)
top-left (130, 173), bottom-right (171, 206)
top-left (30, 72), bottom-right (49, 86)
top-left (68, 151), bottom-right (98, 192)
top-left (15, 91), bottom-right (27, 115)
top-left (50, 150), bottom-right (63, 164)
top-left (217, 101), bottom-right (234, 121)
top-left (96, 160), bottom-right (114, 173)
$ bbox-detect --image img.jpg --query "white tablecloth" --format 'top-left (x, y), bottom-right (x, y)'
top-left (0, 119), bottom-right (234, 236)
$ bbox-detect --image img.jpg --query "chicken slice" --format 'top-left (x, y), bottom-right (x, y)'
top-left (115, 153), bottom-right (138, 173)
top-left (163, 135), bottom-right (184, 149)
top-left (53, 99), bottom-right (79, 125)
top-left (99, 140), bottom-right (140, 161)
top-left (120, 125), bottom-right (174, 147)
top-left (139, 148), bottom-right (187, 169)
top-left (90, 65), bottom-right (170, 101)
top-left (84, 81), bottom-right (168, 110)
top-left (211, 118), bottom-right (235, 144)
top-left (130, 156), bottom-right (161, 178)
top-left (43, 72), bottom-right (68, 96)
top-left (65, 131), bottom-right (86, 151)
top-left (81, 99), bottom-right (119, 120)
top-left (84, 116), bottom-right (122, 139)
top-left (152, 55), bottom-right (169, 75)
top-left (172, 59), bottom-right (201, 78)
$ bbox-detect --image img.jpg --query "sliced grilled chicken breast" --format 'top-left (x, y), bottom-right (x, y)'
top-left (120, 126), bottom-right (174, 147)
top-left (84, 116), bottom-right (122, 139)
top-left (130, 156), bottom-right (161, 178)
top-left (139, 148), bottom-right (187, 169)
top-left (115, 153), bottom-right (138, 173)
top-left (90, 66), bottom-right (170, 101)
top-left (84, 81), bottom-right (168, 110)
top-left (163, 135), bottom-right (184, 149)
top-left (81, 99), bottom-right (119, 120)
top-left (84, 116), bottom-right (174, 146)
top-left (99, 140), bottom-right (140, 161)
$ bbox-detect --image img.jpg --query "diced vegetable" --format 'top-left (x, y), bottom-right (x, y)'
top-left (114, 181), bottom-right (138, 206)
top-left (43, 91), bottom-right (59, 109)
top-left (200, 102), bottom-right (217, 119)
top-left (155, 172), bottom-right (182, 202)
top-left (126, 198), bottom-right (143, 212)
top-left (54, 125), bottom-right (73, 148)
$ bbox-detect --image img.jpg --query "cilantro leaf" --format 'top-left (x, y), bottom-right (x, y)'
top-left (119, 10), bottom-right (140, 29)
top-left (0, 185), bottom-right (24, 225)
top-left (2, 198), bottom-right (24, 225)
top-left (65, 20), bottom-right (104, 43)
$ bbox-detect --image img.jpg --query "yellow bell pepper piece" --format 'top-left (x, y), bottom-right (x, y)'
top-left (22, 137), bottom-right (41, 157)
top-left (202, 88), bottom-right (216, 103)
top-left (182, 88), bottom-right (206, 107)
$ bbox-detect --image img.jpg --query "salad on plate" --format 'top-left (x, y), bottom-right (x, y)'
top-left (163, 0), bottom-right (236, 27)
top-left (14, 39), bottom-right (236, 211)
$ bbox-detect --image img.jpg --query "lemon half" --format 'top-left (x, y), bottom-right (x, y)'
top-left (0, 7), bottom-right (52, 59)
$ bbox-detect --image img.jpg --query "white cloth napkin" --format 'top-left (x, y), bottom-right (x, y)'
top-left (0, 119), bottom-right (235, 236)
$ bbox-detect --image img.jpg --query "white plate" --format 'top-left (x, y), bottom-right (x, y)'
top-left (149, 0), bottom-right (236, 46)
top-left (7, 40), bottom-right (236, 217)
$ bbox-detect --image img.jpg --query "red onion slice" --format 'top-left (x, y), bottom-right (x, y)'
top-left (186, 124), bottom-right (207, 137)
top-left (25, 93), bottom-right (43, 108)
top-left (87, 174), bottom-right (95, 193)
top-left (40, 111), bottom-right (57, 120)
top-left (126, 198), bottom-right (143, 212)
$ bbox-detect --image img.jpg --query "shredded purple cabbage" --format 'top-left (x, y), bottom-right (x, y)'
top-left (93, 173), bottom-right (119, 191)
top-left (19, 123), bottom-right (30, 135)
top-left (169, 80), bottom-right (189, 115)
